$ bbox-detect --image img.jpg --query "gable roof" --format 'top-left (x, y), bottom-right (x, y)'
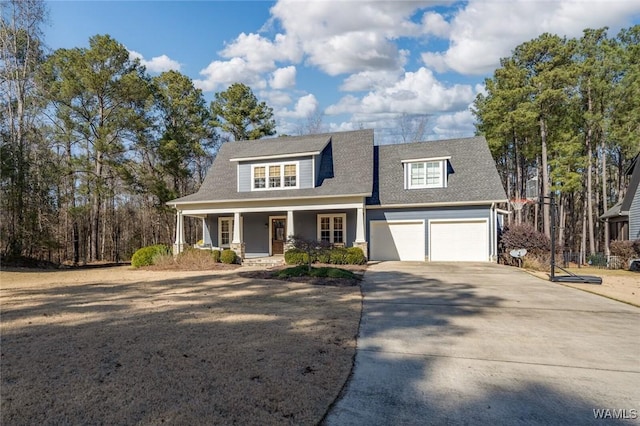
top-left (600, 152), bottom-right (639, 220)
top-left (368, 136), bottom-right (507, 206)
top-left (169, 129), bottom-right (374, 205)
top-left (228, 134), bottom-right (330, 161)
top-left (620, 153), bottom-right (639, 214)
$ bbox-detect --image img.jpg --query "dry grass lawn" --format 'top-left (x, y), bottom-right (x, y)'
top-left (0, 266), bottom-right (362, 425)
top-left (527, 267), bottom-right (640, 307)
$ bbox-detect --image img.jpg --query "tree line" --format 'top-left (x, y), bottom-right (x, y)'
top-left (474, 26), bottom-right (639, 258)
top-left (1, 0), bottom-right (276, 264)
top-left (2, 0), bottom-right (638, 265)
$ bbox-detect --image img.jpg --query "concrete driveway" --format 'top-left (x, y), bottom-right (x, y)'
top-left (325, 262), bottom-right (640, 425)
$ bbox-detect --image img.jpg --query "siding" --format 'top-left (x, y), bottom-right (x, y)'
top-left (237, 156), bottom-right (314, 192)
top-left (630, 188), bottom-right (640, 240)
top-left (366, 206), bottom-right (492, 258)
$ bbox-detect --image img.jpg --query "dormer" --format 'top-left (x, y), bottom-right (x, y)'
top-left (229, 136), bottom-right (331, 192)
top-left (402, 156), bottom-right (451, 189)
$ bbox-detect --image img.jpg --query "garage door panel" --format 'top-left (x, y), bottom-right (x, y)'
top-left (430, 221), bottom-right (488, 262)
top-left (371, 221), bottom-right (425, 261)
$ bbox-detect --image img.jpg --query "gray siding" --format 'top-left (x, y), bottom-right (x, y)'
top-left (367, 206), bottom-right (492, 258)
top-left (630, 188), bottom-right (640, 240)
top-left (238, 163), bottom-right (250, 192)
top-left (206, 210), bottom-right (359, 256)
top-left (206, 216), bottom-right (219, 246)
top-left (237, 156), bottom-right (314, 192)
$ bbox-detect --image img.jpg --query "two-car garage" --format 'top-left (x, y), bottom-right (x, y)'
top-left (369, 219), bottom-right (490, 262)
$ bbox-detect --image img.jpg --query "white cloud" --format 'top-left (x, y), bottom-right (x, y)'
top-left (421, 0), bottom-right (640, 75)
top-left (327, 67), bottom-right (474, 116)
top-left (269, 0), bottom-right (433, 75)
top-left (421, 11), bottom-right (450, 38)
top-left (278, 94), bottom-right (318, 119)
top-left (128, 50), bottom-right (181, 73)
top-left (195, 32), bottom-right (300, 92)
top-left (261, 90), bottom-right (293, 108)
top-left (432, 109), bottom-right (475, 139)
top-left (340, 70), bottom-right (403, 92)
top-left (194, 57), bottom-right (267, 92)
top-left (270, 66), bottom-right (296, 89)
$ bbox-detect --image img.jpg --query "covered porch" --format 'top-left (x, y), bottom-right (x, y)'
top-left (173, 199), bottom-right (368, 261)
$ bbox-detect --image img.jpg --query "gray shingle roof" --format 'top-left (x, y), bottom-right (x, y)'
top-left (169, 129), bottom-right (374, 204)
top-left (367, 136), bottom-right (507, 206)
top-left (227, 134), bottom-right (330, 160)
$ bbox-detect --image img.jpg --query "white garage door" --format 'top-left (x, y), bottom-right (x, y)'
top-left (370, 221), bottom-right (425, 261)
top-left (430, 220), bottom-right (488, 262)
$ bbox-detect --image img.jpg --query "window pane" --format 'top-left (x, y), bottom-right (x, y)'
top-left (284, 164), bottom-right (296, 187)
top-left (268, 165), bottom-right (281, 188)
top-left (254, 167), bottom-right (266, 188)
top-left (411, 162), bottom-right (425, 186)
top-left (221, 219), bottom-right (232, 245)
top-left (426, 162), bottom-right (441, 185)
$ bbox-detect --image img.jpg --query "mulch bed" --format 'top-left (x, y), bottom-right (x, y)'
top-left (238, 264), bottom-right (367, 287)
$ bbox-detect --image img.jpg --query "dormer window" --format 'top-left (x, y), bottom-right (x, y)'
top-left (252, 162), bottom-right (299, 190)
top-left (403, 156), bottom-right (450, 189)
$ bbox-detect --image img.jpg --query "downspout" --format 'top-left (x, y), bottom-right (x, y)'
top-left (490, 203), bottom-right (496, 262)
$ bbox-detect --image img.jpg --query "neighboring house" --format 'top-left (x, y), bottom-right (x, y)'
top-left (167, 129), bottom-right (508, 262)
top-left (601, 153), bottom-right (640, 243)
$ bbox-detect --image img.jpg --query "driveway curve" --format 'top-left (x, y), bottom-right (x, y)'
top-left (325, 262), bottom-right (639, 425)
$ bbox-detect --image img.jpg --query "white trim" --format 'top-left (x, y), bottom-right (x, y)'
top-left (496, 208), bottom-right (511, 215)
top-left (428, 218), bottom-right (490, 262)
top-left (401, 156), bottom-right (451, 163)
top-left (317, 213), bottom-right (347, 244)
top-left (269, 215), bottom-right (287, 256)
top-left (229, 151), bottom-right (321, 162)
top-left (251, 160), bottom-right (300, 191)
top-left (366, 200), bottom-right (508, 209)
top-left (218, 216), bottom-right (234, 248)
top-left (405, 160), bottom-right (445, 189)
top-left (168, 193), bottom-right (371, 207)
top-left (181, 202), bottom-right (364, 216)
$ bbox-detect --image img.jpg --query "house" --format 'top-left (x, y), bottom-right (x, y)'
top-left (601, 153), bottom-right (640, 244)
top-left (167, 129), bottom-right (508, 262)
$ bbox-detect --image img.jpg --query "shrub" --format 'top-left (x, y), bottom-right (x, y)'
top-left (610, 240), bottom-right (640, 268)
top-left (500, 224), bottom-right (550, 255)
top-left (212, 249), bottom-right (221, 263)
top-left (220, 249), bottom-right (237, 264)
top-left (131, 244), bottom-right (171, 268)
top-left (316, 250), bottom-right (331, 264)
top-left (284, 248), bottom-right (309, 265)
top-left (329, 247), bottom-right (348, 264)
top-left (345, 247), bottom-right (366, 265)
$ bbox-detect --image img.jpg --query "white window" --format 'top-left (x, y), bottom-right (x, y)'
top-left (317, 213), bottom-right (346, 244)
top-left (405, 160), bottom-right (446, 189)
top-left (252, 162), bottom-right (298, 190)
top-left (218, 217), bottom-right (234, 247)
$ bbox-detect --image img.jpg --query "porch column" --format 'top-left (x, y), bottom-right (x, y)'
top-left (355, 207), bottom-right (365, 242)
top-left (285, 210), bottom-right (295, 250)
top-left (174, 210), bottom-right (185, 254)
top-left (202, 217), bottom-right (211, 246)
top-left (232, 212), bottom-right (241, 244)
top-left (230, 211), bottom-right (245, 261)
top-left (286, 210), bottom-right (295, 238)
top-left (353, 206), bottom-right (368, 259)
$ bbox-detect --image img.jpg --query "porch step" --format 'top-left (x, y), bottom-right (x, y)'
top-left (242, 256), bottom-right (286, 267)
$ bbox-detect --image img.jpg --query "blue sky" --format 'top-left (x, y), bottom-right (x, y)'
top-left (45, 0), bottom-right (640, 143)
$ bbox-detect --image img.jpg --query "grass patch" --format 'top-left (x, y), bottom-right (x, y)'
top-left (276, 265), bottom-right (357, 280)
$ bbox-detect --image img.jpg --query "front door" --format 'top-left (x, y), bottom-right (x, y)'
top-left (271, 218), bottom-right (286, 255)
